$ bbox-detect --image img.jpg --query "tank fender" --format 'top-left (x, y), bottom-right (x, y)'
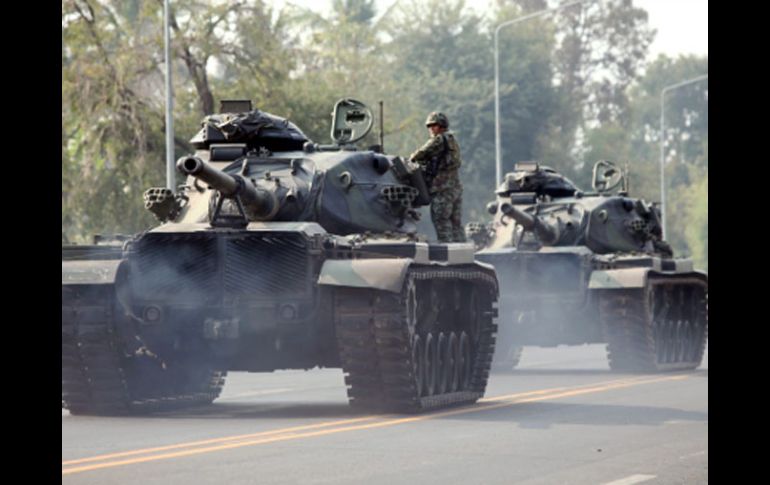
top-left (589, 267), bottom-right (708, 289)
top-left (588, 267), bottom-right (649, 289)
top-left (318, 258), bottom-right (412, 293)
top-left (62, 259), bottom-right (122, 285)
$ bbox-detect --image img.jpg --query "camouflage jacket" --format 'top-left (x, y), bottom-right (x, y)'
top-left (409, 131), bottom-right (462, 193)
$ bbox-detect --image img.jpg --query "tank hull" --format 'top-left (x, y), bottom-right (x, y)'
top-left (62, 225), bottom-right (499, 414)
top-left (477, 247), bottom-right (707, 372)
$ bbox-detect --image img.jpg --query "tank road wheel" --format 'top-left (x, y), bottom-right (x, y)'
top-left (458, 331), bottom-right (472, 390)
top-left (411, 334), bottom-right (425, 397)
top-left (334, 266), bottom-right (498, 413)
top-left (435, 332), bottom-right (449, 395)
top-left (447, 332), bottom-right (460, 393)
top-left (423, 332), bottom-right (438, 396)
top-left (602, 278), bottom-right (708, 372)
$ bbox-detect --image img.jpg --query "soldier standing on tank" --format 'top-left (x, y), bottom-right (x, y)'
top-left (409, 112), bottom-right (466, 243)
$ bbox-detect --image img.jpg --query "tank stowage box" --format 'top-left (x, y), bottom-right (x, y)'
top-left (62, 99), bottom-right (499, 415)
top-left (467, 161), bottom-right (706, 371)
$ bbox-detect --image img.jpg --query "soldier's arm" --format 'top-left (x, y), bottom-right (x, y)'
top-left (409, 135), bottom-right (443, 165)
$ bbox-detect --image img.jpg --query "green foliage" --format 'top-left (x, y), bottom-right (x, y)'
top-left (62, 0), bottom-right (705, 271)
top-left (62, 0), bottom-right (166, 242)
top-left (584, 54), bottom-right (708, 268)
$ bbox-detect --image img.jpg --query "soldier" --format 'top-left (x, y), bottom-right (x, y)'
top-left (409, 112), bottom-right (466, 243)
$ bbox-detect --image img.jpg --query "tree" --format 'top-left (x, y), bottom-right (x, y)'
top-left (584, 54), bottom-right (708, 268)
top-left (63, 0), bottom-right (166, 241)
top-left (384, 0), bottom-right (560, 224)
top-left (62, 0), bottom-right (295, 242)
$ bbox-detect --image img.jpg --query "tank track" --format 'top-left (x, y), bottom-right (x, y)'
top-left (62, 285), bottom-right (226, 415)
top-left (334, 266), bottom-right (497, 413)
top-left (601, 277), bottom-right (707, 372)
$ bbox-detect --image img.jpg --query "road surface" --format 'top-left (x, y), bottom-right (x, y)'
top-left (62, 344), bottom-right (708, 484)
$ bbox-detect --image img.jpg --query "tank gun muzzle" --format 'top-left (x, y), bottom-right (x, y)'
top-left (499, 202), bottom-right (558, 245)
top-left (176, 156), bottom-right (278, 221)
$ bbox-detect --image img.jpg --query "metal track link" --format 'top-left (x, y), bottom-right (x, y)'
top-left (62, 286), bottom-right (131, 415)
top-left (335, 266), bottom-right (497, 413)
top-left (62, 285), bottom-right (226, 416)
top-left (602, 278), bottom-right (707, 372)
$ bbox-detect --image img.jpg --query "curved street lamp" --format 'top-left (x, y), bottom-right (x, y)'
top-left (494, 0), bottom-right (594, 187)
top-left (659, 74), bottom-right (708, 238)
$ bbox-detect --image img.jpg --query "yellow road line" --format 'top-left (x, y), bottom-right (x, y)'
top-left (480, 374), bottom-right (657, 403)
top-left (62, 374), bottom-right (690, 475)
top-left (61, 415), bottom-right (381, 466)
top-left (64, 377), bottom-right (639, 467)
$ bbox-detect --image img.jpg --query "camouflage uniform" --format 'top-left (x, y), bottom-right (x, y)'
top-left (410, 123), bottom-right (466, 243)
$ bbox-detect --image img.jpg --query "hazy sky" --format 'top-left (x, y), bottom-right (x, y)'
top-left (276, 0), bottom-right (708, 58)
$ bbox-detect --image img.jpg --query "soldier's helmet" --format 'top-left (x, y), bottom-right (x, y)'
top-left (425, 112), bottom-right (449, 128)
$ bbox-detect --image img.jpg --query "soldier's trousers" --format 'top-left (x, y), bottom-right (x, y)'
top-left (431, 189), bottom-right (466, 243)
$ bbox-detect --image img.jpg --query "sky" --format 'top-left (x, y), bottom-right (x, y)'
top-left (275, 0), bottom-right (708, 59)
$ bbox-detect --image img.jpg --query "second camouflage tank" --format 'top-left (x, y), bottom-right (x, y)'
top-left (467, 161), bottom-right (707, 372)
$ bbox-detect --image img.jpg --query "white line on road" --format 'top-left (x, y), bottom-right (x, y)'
top-left (601, 474), bottom-right (657, 485)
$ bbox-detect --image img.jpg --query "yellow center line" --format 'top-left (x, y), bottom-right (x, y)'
top-left (480, 374), bottom-right (657, 403)
top-left (64, 377), bottom-right (639, 467)
top-left (62, 374), bottom-right (691, 475)
top-left (61, 414), bottom-right (382, 466)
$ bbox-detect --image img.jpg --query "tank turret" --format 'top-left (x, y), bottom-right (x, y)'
top-left (471, 160), bottom-right (707, 374)
top-left (177, 155), bottom-right (280, 222)
top-left (498, 202), bottom-right (558, 245)
top-left (482, 161), bottom-right (670, 255)
top-left (144, 99), bottom-right (431, 235)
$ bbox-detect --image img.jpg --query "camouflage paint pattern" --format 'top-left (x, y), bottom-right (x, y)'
top-left (587, 268), bottom-right (649, 289)
top-left (431, 188), bottom-right (466, 243)
top-left (317, 259), bottom-right (412, 293)
top-left (62, 260), bottom-right (122, 284)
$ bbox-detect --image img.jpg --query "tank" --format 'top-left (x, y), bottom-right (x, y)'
top-left (62, 98), bottom-right (498, 415)
top-left (468, 161), bottom-right (707, 372)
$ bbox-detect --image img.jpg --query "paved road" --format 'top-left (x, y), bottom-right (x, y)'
top-left (62, 344), bottom-right (707, 484)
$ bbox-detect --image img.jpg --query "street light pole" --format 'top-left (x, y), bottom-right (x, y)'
top-left (659, 74), bottom-right (708, 238)
top-left (164, 0), bottom-right (175, 190)
top-left (494, 0), bottom-right (592, 188)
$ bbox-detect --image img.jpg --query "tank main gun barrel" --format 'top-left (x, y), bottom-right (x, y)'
top-left (177, 156), bottom-right (278, 220)
top-left (499, 202), bottom-right (558, 244)
top-left (178, 156), bottom-right (240, 196)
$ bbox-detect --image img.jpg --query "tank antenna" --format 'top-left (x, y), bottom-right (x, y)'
top-left (379, 100), bottom-right (384, 153)
top-left (624, 161), bottom-right (630, 194)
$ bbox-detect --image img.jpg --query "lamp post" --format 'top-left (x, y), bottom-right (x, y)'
top-left (659, 74), bottom-right (708, 238)
top-left (164, 0), bottom-right (175, 190)
top-left (494, 0), bottom-right (593, 187)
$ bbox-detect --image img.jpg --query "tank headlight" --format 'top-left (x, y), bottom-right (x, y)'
top-left (280, 304), bottom-right (298, 320)
top-left (143, 305), bottom-right (163, 323)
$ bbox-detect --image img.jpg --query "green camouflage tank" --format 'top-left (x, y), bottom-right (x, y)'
top-left (62, 98), bottom-right (499, 415)
top-left (469, 161), bottom-right (707, 372)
